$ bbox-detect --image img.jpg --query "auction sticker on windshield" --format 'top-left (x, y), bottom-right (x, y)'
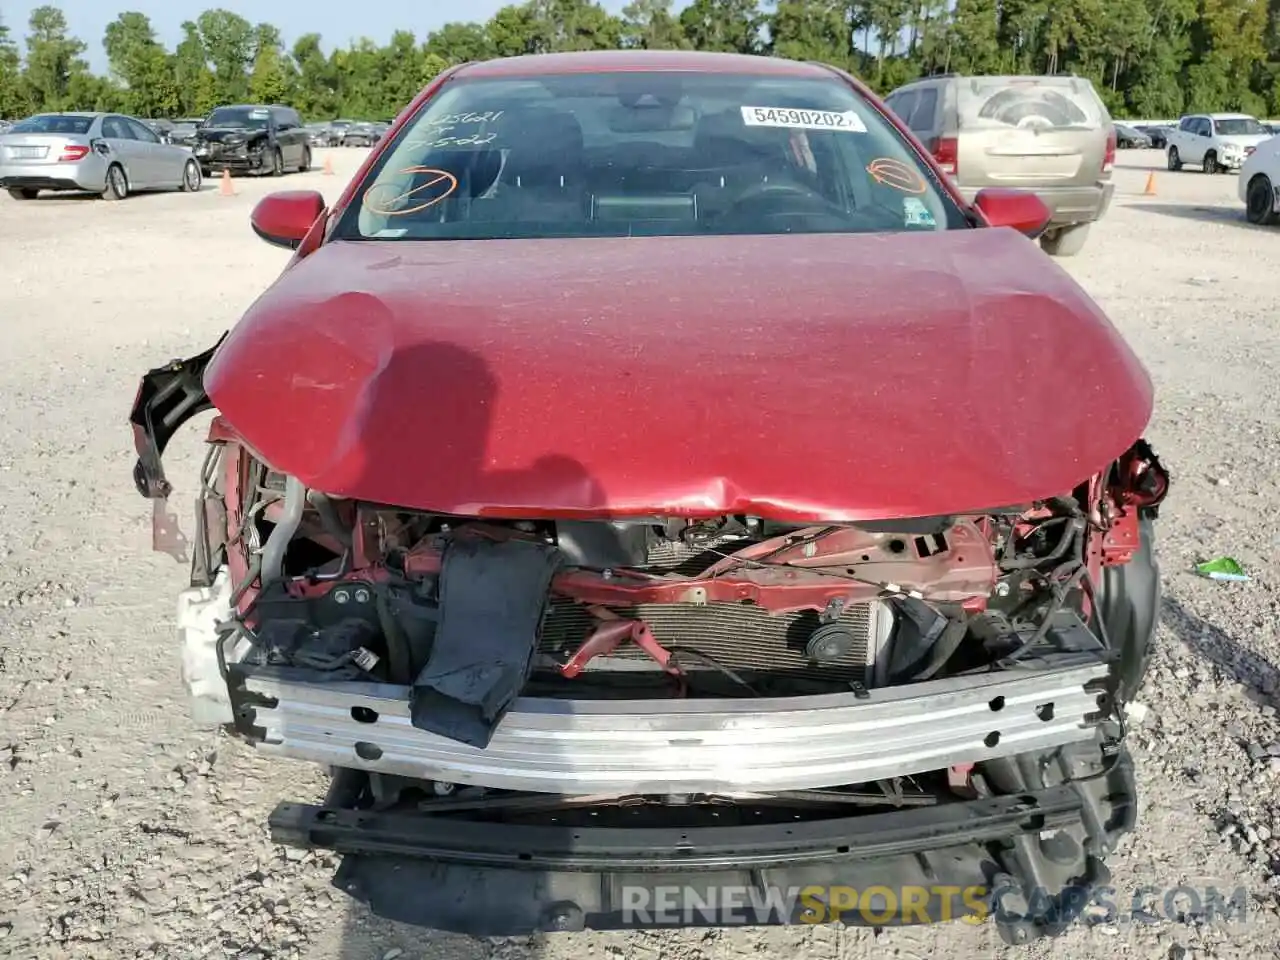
top-left (741, 106), bottom-right (866, 133)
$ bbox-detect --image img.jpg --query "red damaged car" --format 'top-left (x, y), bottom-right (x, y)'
top-left (130, 51), bottom-right (1169, 942)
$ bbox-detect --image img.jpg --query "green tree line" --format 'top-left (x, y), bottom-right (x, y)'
top-left (1, 0), bottom-right (1278, 122)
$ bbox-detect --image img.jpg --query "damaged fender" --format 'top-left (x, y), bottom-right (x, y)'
top-left (129, 334), bottom-right (225, 558)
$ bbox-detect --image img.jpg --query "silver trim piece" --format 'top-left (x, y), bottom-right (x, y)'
top-left (244, 658), bottom-right (1107, 794)
top-left (260, 475), bottom-right (306, 584)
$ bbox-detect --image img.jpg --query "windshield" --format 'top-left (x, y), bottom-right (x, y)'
top-left (206, 107), bottom-right (270, 130)
top-left (1216, 117), bottom-right (1266, 136)
top-left (10, 114), bottom-right (94, 135)
top-left (341, 72), bottom-right (967, 241)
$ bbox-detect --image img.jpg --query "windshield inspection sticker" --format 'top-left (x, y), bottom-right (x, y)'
top-left (741, 106), bottom-right (866, 133)
top-left (902, 197), bottom-right (936, 227)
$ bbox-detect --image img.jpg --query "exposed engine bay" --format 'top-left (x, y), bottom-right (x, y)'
top-left (157, 408), bottom-right (1171, 769)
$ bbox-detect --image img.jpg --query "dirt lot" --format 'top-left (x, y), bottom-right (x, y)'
top-left (2, 148), bottom-right (1280, 960)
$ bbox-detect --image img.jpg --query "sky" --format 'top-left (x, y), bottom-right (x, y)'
top-left (3, 0), bottom-right (672, 73)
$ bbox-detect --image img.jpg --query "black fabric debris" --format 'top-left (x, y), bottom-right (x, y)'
top-left (410, 536), bottom-right (562, 748)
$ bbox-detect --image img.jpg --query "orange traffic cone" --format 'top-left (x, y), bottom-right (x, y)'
top-left (322, 155), bottom-right (335, 176)
top-left (1143, 171), bottom-right (1157, 196)
top-left (219, 169), bottom-right (235, 197)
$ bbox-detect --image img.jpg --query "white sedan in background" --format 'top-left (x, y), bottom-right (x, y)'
top-left (0, 111), bottom-right (203, 201)
top-left (1240, 135), bottom-right (1280, 225)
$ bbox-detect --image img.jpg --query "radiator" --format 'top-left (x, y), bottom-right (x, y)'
top-left (539, 598), bottom-right (886, 684)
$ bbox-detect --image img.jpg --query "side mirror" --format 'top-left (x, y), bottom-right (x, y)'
top-left (971, 187), bottom-right (1052, 238)
top-left (251, 190), bottom-right (326, 250)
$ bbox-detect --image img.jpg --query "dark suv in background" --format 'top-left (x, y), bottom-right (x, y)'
top-left (193, 104), bottom-right (311, 177)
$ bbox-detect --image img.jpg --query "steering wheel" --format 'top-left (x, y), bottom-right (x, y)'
top-left (719, 178), bottom-right (854, 225)
top-left (729, 178), bottom-right (826, 208)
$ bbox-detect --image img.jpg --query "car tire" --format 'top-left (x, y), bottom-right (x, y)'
top-left (1039, 222), bottom-right (1091, 257)
top-left (1203, 150), bottom-right (1219, 173)
top-left (102, 164), bottom-right (128, 201)
top-left (1167, 147), bottom-right (1182, 171)
top-left (1246, 174), bottom-right (1279, 226)
top-left (181, 159), bottom-right (202, 193)
top-left (7, 187), bottom-right (38, 200)
top-left (298, 146), bottom-right (311, 173)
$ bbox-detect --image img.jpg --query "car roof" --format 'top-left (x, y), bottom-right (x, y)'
top-left (892, 73), bottom-right (1091, 85)
top-left (29, 111), bottom-right (102, 118)
top-left (455, 50), bottom-right (834, 80)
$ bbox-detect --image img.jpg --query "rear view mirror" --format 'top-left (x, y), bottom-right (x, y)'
top-left (251, 190), bottom-right (326, 250)
top-left (972, 188), bottom-right (1052, 238)
top-left (607, 103), bottom-right (695, 134)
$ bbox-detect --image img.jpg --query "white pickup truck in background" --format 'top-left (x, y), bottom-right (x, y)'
top-left (1166, 113), bottom-right (1273, 173)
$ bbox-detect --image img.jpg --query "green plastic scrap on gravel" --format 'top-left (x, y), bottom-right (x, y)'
top-left (1195, 556), bottom-right (1250, 582)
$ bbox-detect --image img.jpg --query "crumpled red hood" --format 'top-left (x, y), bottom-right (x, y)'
top-left (205, 229), bottom-right (1153, 521)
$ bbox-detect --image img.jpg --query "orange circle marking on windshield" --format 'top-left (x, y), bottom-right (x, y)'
top-left (866, 158), bottom-right (927, 194)
top-left (363, 167), bottom-right (458, 216)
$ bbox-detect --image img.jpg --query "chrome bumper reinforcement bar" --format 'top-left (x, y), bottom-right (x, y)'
top-left (240, 658), bottom-right (1109, 794)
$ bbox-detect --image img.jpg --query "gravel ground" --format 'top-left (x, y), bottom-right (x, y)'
top-left (2, 148), bottom-right (1279, 960)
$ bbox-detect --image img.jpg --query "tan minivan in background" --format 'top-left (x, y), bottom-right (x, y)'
top-left (882, 74), bottom-right (1116, 256)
